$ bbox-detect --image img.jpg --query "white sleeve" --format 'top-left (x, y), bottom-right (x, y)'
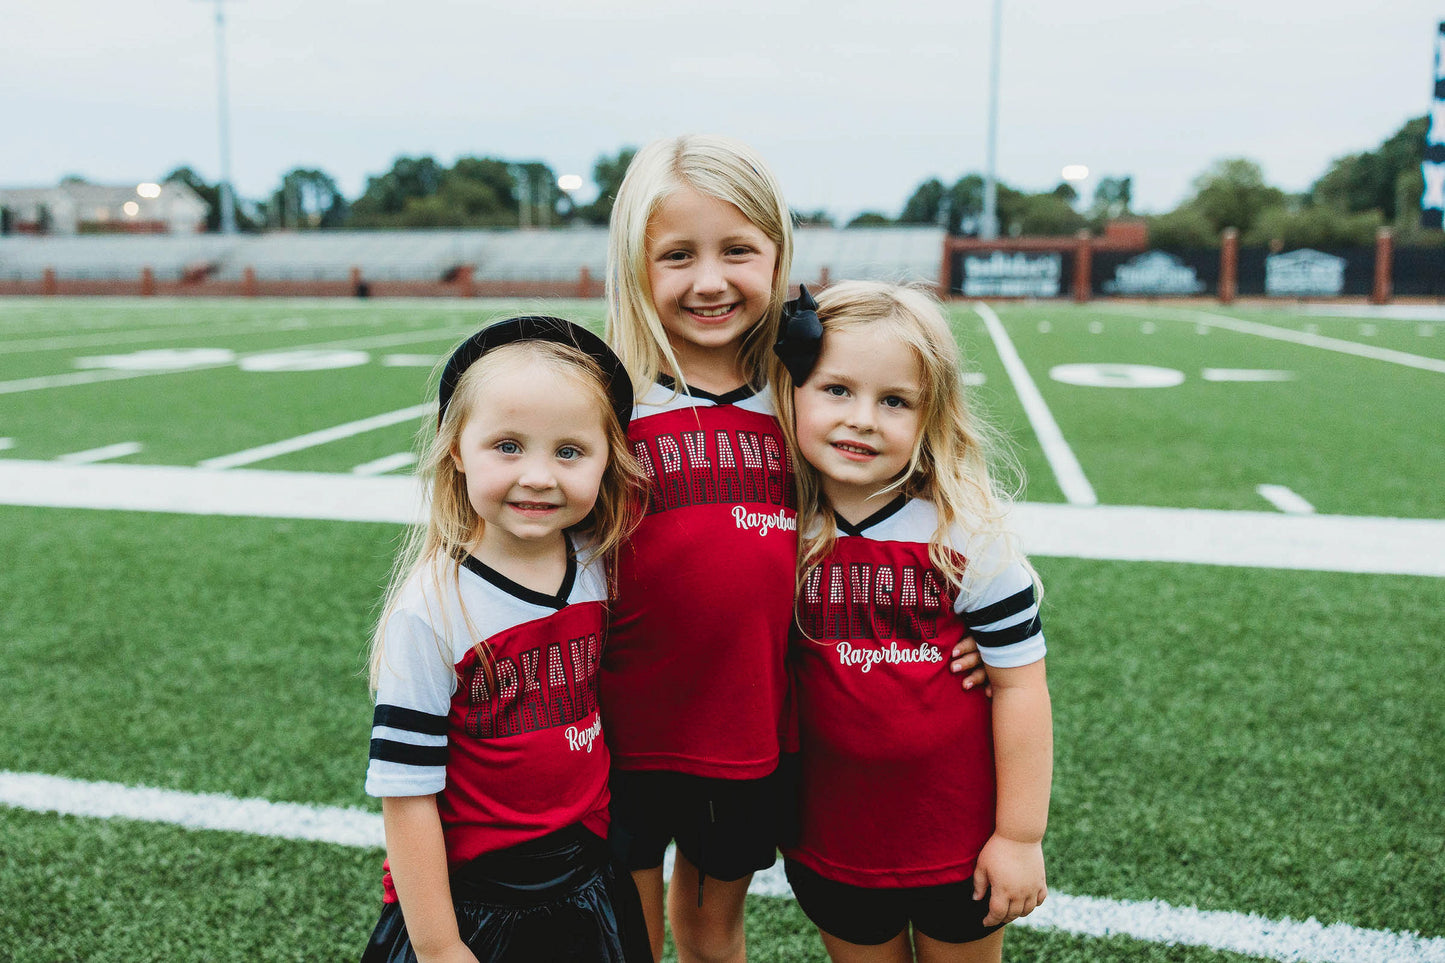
top-left (364, 608), bottom-right (457, 798)
top-left (954, 546), bottom-right (1046, 669)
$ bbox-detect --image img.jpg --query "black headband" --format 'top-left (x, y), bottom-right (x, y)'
top-left (437, 316), bottom-right (633, 430)
top-left (772, 283), bottom-right (823, 384)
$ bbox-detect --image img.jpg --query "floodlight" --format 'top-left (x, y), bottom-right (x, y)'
top-left (1062, 165), bottom-right (1089, 181)
top-left (123, 201), bottom-right (140, 216)
top-left (557, 174), bottom-right (583, 192)
top-left (137, 183), bottom-right (162, 198)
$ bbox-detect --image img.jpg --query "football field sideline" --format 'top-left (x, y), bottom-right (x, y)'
top-left (1, 459), bottom-right (1440, 576)
top-left (1, 771), bottom-right (1441, 963)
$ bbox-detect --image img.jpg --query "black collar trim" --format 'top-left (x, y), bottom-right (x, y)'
top-left (657, 373), bottom-right (758, 406)
top-left (460, 544), bottom-right (577, 610)
top-left (836, 494), bottom-right (911, 537)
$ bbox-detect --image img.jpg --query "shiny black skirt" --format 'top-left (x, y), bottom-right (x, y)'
top-left (361, 824), bottom-right (651, 963)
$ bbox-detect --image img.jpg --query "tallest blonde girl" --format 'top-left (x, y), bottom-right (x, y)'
top-left (601, 135), bottom-right (798, 963)
top-left (600, 135), bottom-right (988, 963)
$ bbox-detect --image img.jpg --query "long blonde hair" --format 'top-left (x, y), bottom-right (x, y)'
top-left (775, 281), bottom-right (1028, 592)
top-left (605, 134), bottom-right (795, 396)
top-left (368, 338), bottom-right (646, 689)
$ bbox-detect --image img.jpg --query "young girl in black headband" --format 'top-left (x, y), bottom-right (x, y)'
top-left (361, 316), bottom-right (652, 963)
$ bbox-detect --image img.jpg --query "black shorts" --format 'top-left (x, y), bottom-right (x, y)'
top-left (784, 857), bottom-right (1004, 946)
top-left (607, 765), bottom-right (788, 882)
top-left (361, 825), bottom-right (652, 963)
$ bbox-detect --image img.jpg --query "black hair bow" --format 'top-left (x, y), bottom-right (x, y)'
top-left (773, 283), bottom-right (823, 385)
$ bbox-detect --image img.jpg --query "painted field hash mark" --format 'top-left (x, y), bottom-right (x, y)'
top-left (3, 771), bottom-right (1441, 963)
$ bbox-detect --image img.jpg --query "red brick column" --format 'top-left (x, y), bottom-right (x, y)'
top-left (1072, 231), bottom-right (1092, 303)
top-left (141, 267), bottom-right (156, 297)
top-left (243, 267), bottom-right (257, 297)
top-left (456, 265), bottom-right (475, 298)
top-left (43, 268), bottom-right (57, 296)
top-left (1371, 228), bottom-right (1393, 305)
top-left (577, 266), bottom-right (592, 299)
top-left (1219, 229), bottom-right (1238, 305)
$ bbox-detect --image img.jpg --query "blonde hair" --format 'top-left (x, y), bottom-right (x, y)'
top-left (605, 134), bottom-right (795, 396)
top-left (775, 280), bottom-right (1029, 593)
top-left (368, 338), bottom-right (646, 689)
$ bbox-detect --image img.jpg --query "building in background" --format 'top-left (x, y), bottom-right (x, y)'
top-left (0, 179), bottom-right (207, 235)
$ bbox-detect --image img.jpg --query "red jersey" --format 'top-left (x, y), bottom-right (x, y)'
top-left (366, 545), bottom-right (611, 902)
top-left (602, 380), bottom-right (798, 778)
top-left (785, 497), bottom-right (1045, 887)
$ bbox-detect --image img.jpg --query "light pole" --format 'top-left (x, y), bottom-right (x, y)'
top-left (980, 0), bottom-right (1003, 239)
top-left (200, 0), bottom-right (238, 234)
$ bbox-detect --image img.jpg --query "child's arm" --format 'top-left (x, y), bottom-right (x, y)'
top-left (971, 658), bottom-right (1052, 927)
top-left (382, 795), bottom-right (480, 963)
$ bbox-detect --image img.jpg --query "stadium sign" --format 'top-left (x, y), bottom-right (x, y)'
top-left (961, 251), bottom-right (1062, 297)
top-left (1424, 21), bottom-right (1445, 229)
top-left (1102, 252), bottom-right (1205, 295)
top-left (1264, 249), bottom-right (1346, 296)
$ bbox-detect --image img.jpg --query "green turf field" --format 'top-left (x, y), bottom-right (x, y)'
top-left (1, 297), bottom-right (1442, 962)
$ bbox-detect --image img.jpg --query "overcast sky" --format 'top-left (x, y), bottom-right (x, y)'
top-left (2, 1), bottom-right (1441, 220)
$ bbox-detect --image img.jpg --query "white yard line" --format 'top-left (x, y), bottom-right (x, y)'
top-left (974, 303), bottom-right (1097, 506)
top-left (0, 461), bottom-right (1441, 576)
top-left (0, 325), bottom-right (475, 396)
top-left (1110, 307), bottom-right (1445, 374)
top-left (351, 452), bottom-right (417, 476)
top-left (1202, 368), bottom-right (1296, 382)
top-left (2, 770), bottom-right (1441, 963)
top-left (55, 441), bottom-right (143, 464)
top-left (0, 438), bottom-right (13, 451)
top-left (1257, 484), bottom-right (1316, 515)
top-left (198, 404), bottom-right (432, 470)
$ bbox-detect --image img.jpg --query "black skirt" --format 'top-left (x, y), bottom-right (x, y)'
top-left (361, 824), bottom-right (652, 963)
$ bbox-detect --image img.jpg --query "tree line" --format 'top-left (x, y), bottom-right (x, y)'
top-left (165, 115), bottom-right (1437, 248)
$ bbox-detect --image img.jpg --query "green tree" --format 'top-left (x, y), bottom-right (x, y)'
top-left (899, 175), bottom-right (986, 234)
top-left (1089, 176), bottom-right (1133, 224)
top-left (1246, 205), bottom-right (1383, 248)
top-left (1145, 207), bottom-right (1218, 249)
top-left (163, 166), bottom-right (261, 232)
top-left (1009, 193), bottom-right (1088, 236)
top-left (846, 212), bottom-right (893, 227)
top-left (270, 168), bottom-right (348, 229)
top-left (572, 147), bottom-right (636, 226)
top-left (350, 156), bottom-right (447, 225)
top-left (1184, 158), bottom-right (1286, 235)
top-left (793, 209), bottom-right (835, 227)
top-left (1312, 116), bottom-right (1428, 221)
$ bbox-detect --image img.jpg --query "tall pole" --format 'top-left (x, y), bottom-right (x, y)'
top-left (211, 0), bottom-right (237, 234)
top-left (980, 0), bottom-right (1003, 239)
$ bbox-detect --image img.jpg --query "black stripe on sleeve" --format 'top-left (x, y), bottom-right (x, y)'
top-left (971, 614), bottom-right (1043, 648)
top-left (369, 738), bottom-right (449, 768)
top-left (967, 585), bottom-right (1037, 627)
top-left (373, 704), bottom-right (449, 737)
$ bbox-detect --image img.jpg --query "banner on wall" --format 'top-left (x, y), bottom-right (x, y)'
top-left (1101, 252), bottom-right (1206, 296)
top-left (960, 251), bottom-right (1063, 297)
top-left (1264, 249), bottom-right (1346, 296)
top-left (1423, 22), bottom-right (1445, 229)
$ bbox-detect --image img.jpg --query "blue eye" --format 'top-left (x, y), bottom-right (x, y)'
top-left (824, 385), bottom-right (848, 397)
top-left (557, 445), bottom-right (582, 460)
top-left (882, 396), bottom-right (909, 409)
top-left (496, 440), bottom-right (521, 455)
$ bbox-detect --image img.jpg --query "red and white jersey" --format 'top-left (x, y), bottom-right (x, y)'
top-left (366, 543), bottom-right (611, 902)
top-left (785, 496), bottom-right (1044, 888)
top-left (602, 379), bottom-right (798, 778)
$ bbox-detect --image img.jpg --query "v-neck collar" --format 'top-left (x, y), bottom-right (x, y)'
top-left (835, 494), bottom-right (910, 537)
top-left (656, 373), bottom-right (758, 406)
top-left (460, 543), bottom-right (577, 610)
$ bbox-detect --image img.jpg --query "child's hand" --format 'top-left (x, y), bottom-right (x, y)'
top-left (972, 834), bottom-right (1046, 927)
top-left (950, 633), bottom-right (992, 695)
